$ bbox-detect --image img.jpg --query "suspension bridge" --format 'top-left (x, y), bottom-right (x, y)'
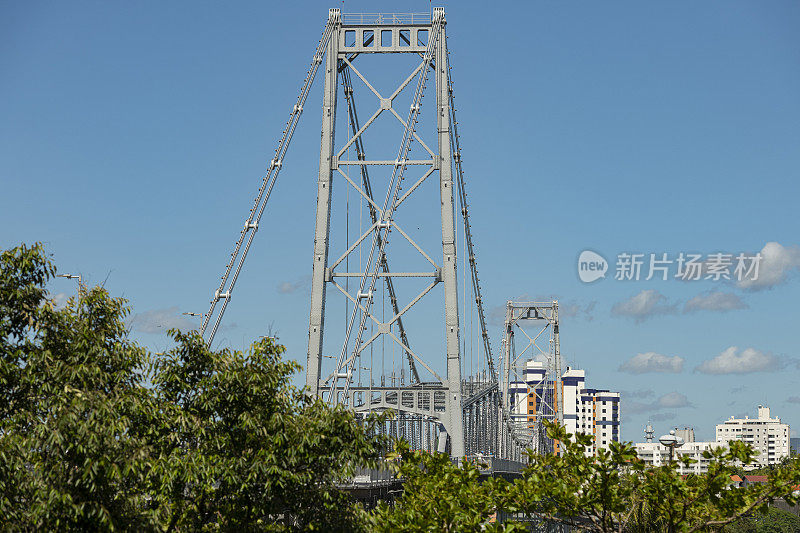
top-left (197, 8), bottom-right (564, 472)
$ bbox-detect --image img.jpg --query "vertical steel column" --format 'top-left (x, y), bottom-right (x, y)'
top-left (435, 10), bottom-right (465, 458)
top-left (306, 14), bottom-right (340, 393)
top-left (499, 302), bottom-right (513, 458)
top-left (553, 303), bottom-right (563, 425)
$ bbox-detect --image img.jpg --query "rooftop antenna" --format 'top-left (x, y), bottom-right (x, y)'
top-left (645, 420), bottom-right (654, 443)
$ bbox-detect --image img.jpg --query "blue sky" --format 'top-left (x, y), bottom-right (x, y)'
top-left (2, 0), bottom-right (799, 442)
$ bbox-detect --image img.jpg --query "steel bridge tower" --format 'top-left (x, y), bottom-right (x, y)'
top-left (306, 8), bottom-right (469, 456)
top-left (500, 301), bottom-right (563, 455)
top-left (199, 8), bottom-right (530, 462)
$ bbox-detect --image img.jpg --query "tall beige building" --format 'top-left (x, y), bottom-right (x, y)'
top-left (715, 405), bottom-right (790, 469)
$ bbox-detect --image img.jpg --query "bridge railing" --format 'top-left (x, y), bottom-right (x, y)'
top-left (347, 465), bottom-right (397, 487)
top-left (454, 455), bottom-right (527, 475)
top-left (341, 12), bottom-right (431, 25)
top-left (342, 455), bottom-right (527, 488)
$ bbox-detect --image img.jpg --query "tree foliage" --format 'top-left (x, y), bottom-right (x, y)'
top-left (725, 506), bottom-right (800, 533)
top-left (502, 422), bottom-right (800, 532)
top-left (364, 441), bottom-right (524, 532)
top-left (2, 242), bottom-right (799, 531)
top-left (0, 242), bottom-right (385, 531)
top-left (1, 243), bottom-right (159, 530)
top-left (148, 331), bottom-right (386, 531)
top-left (367, 422), bottom-right (800, 532)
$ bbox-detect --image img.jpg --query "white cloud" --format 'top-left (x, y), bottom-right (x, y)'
top-left (52, 292), bottom-right (69, 309)
top-left (621, 388), bottom-right (655, 399)
top-left (128, 306), bottom-right (198, 334)
top-left (611, 290), bottom-right (677, 322)
top-left (559, 300), bottom-right (597, 322)
top-left (277, 275), bottom-right (311, 295)
top-left (695, 346), bottom-right (780, 375)
top-left (651, 412), bottom-right (676, 422)
top-left (619, 352), bottom-right (684, 374)
top-left (683, 291), bottom-right (747, 313)
top-left (737, 242), bottom-right (800, 291)
top-left (657, 391), bottom-right (691, 408)
top-left (487, 303), bottom-right (507, 327)
top-left (623, 391), bottom-right (691, 415)
top-left (488, 295), bottom-right (595, 326)
top-left (623, 400), bottom-right (653, 415)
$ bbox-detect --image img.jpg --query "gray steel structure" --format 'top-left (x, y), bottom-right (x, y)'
top-left (500, 301), bottom-right (563, 455)
top-left (199, 9), bottom-right (532, 462)
top-left (308, 7), bottom-right (469, 457)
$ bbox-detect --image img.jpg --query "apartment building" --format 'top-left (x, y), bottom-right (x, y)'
top-left (715, 405), bottom-right (790, 469)
top-left (509, 361), bottom-right (620, 456)
top-left (634, 431), bottom-right (727, 475)
top-left (634, 405), bottom-right (791, 473)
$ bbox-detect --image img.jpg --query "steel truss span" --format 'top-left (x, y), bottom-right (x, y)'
top-left (198, 8), bottom-right (535, 464)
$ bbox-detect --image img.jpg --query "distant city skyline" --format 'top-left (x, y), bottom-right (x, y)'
top-left (635, 404), bottom-right (792, 473)
top-left (2, 1), bottom-right (798, 441)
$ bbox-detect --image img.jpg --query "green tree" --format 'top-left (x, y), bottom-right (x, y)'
top-left (503, 423), bottom-right (644, 530)
top-left (148, 330), bottom-right (387, 531)
top-left (0, 243), bottom-right (162, 530)
top-left (725, 506), bottom-right (800, 533)
top-left (501, 421), bottom-right (800, 532)
top-left (4, 242), bottom-right (799, 531)
top-left (364, 441), bottom-right (524, 532)
top-left (0, 242), bottom-right (386, 531)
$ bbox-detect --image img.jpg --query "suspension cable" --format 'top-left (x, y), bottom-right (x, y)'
top-left (445, 38), bottom-right (497, 382)
top-left (445, 37), bottom-right (534, 458)
top-left (200, 13), bottom-right (338, 345)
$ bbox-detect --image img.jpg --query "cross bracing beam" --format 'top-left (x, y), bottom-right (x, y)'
top-left (324, 18), bottom-right (442, 404)
top-left (304, 8), bottom-right (473, 457)
top-left (340, 67), bottom-right (420, 383)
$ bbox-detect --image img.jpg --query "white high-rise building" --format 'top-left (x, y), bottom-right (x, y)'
top-left (562, 367), bottom-right (621, 456)
top-left (715, 405), bottom-right (790, 469)
top-left (509, 361), bottom-right (621, 456)
top-left (633, 406), bottom-right (791, 473)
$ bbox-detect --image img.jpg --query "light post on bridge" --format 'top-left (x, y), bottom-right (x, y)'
top-left (57, 273), bottom-right (84, 302)
top-left (183, 312), bottom-right (206, 331)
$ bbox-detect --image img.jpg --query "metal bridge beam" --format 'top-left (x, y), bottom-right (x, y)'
top-left (434, 12), bottom-right (465, 458)
top-left (306, 10), bottom-right (341, 392)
